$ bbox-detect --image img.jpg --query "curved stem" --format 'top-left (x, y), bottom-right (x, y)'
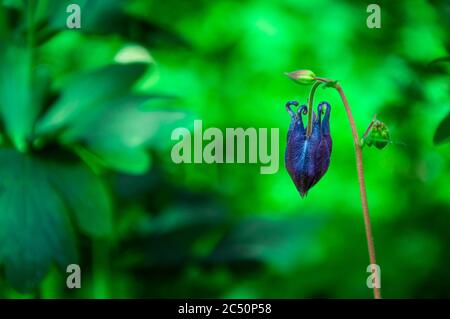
top-left (306, 81), bottom-right (322, 137)
top-left (316, 78), bottom-right (381, 299)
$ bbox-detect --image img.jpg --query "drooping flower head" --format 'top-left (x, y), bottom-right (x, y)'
top-left (285, 101), bottom-right (332, 197)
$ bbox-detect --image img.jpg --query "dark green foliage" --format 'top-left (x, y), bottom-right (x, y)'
top-left (434, 112), bottom-right (450, 145)
top-left (0, 0), bottom-right (185, 293)
top-left (0, 150), bottom-right (77, 291)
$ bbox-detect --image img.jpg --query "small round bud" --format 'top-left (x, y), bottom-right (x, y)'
top-left (285, 70), bottom-right (316, 85)
top-left (372, 121), bottom-right (390, 149)
top-left (364, 120), bottom-right (390, 150)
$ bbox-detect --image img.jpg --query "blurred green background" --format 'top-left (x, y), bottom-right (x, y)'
top-left (0, 0), bottom-right (449, 298)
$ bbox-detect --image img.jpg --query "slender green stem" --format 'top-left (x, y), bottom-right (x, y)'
top-left (92, 238), bottom-right (111, 298)
top-left (306, 81), bottom-right (322, 137)
top-left (315, 77), bottom-right (381, 299)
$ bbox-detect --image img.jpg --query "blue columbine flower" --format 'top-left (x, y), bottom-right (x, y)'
top-left (285, 101), bottom-right (332, 197)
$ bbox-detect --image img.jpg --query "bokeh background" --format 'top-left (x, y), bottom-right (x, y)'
top-left (0, 0), bottom-right (449, 298)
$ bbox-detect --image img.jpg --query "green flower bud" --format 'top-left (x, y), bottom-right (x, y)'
top-left (363, 119), bottom-right (390, 150)
top-left (285, 70), bottom-right (316, 85)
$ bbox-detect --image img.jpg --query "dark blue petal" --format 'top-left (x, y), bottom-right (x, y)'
top-left (318, 101), bottom-right (331, 136)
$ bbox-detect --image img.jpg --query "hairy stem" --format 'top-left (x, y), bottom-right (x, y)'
top-left (315, 77), bottom-right (381, 299)
top-left (362, 114), bottom-right (378, 139)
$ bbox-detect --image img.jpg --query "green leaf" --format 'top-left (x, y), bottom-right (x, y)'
top-left (68, 96), bottom-right (185, 148)
top-left (90, 146), bottom-right (151, 175)
top-left (47, 0), bottom-right (125, 31)
top-left (35, 63), bottom-right (149, 136)
top-left (72, 143), bottom-right (151, 175)
top-left (2, 0), bottom-right (22, 9)
top-left (59, 95), bottom-right (185, 174)
top-left (44, 0), bottom-right (187, 48)
top-left (59, 95), bottom-right (166, 143)
top-left (0, 45), bottom-right (38, 152)
top-left (434, 112), bottom-right (450, 145)
top-left (209, 216), bottom-right (322, 270)
top-left (45, 162), bottom-right (113, 237)
top-left (129, 204), bottom-right (226, 267)
top-left (428, 56), bottom-right (450, 67)
top-left (0, 149), bottom-right (77, 291)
